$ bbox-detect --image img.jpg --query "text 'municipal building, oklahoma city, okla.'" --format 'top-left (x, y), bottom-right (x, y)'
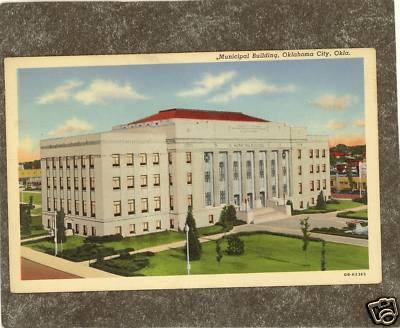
top-left (40, 108), bottom-right (331, 237)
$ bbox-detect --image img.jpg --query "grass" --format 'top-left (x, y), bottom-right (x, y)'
top-left (23, 235), bottom-right (85, 252)
top-left (197, 224), bottom-right (226, 236)
top-left (21, 215), bottom-right (48, 240)
top-left (98, 233), bottom-right (369, 276)
top-left (293, 200), bottom-right (363, 215)
top-left (337, 209), bottom-right (368, 220)
top-left (20, 191), bottom-right (41, 205)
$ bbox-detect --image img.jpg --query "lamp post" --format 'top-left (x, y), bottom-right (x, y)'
top-left (185, 224), bottom-right (191, 275)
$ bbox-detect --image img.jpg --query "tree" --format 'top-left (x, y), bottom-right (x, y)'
top-left (215, 239), bottom-right (223, 264)
top-left (20, 204), bottom-right (31, 236)
top-left (226, 235), bottom-right (245, 255)
top-left (184, 207), bottom-right (202, 261)
top-left (56, 208), bottom-right (67, 243)
top-left (346, 167), bottom-right (355, 190)
top-left (320, 240), bottom-right (327, 271)
top-left (219, 205), bottom-right (237, 230)
top-left (300, 217), bottom-right (311, 263)
top-left (315, 191), bottom-right (326, 210)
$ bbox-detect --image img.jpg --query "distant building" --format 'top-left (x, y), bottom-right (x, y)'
top-left (19, 168), bottom-right (41, 189)
top-left (40, 108), bottom-right (331, 237)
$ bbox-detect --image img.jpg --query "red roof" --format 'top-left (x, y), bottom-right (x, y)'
top-left (130, 108), bottom-right (269, 124)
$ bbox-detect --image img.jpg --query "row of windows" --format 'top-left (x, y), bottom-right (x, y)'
top-left (298, 195), bottom-right (328, 209)
top-left (47, 176), bottom-right (95, 190)
top-left (298, 164), bottom-right (327, 175)
top-left (298, 179), bottom-right (327, 194)
top-left (47, 198), bottom-right (96, 217)
top-left (112, 197), bottom-right (161, 216)
top-left (297, 149), bottom-right (327, 159)
top-left (46, 156), bottom-right (95, 169)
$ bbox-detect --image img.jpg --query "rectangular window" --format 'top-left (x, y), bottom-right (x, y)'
top-left (66, 156), bottom-right (71, 168)
top-left (316, 165), bottom-right (320, 173)
top-left (141, 198), bottom-right (148, 213)
top-left (322, 149), bottom-right (326, 158)
top-left (115, 226), bottom-right (122, 235)
top-left (53, 198), bottom-right (57, 210)
top-left (60, 199), bottom-right (64, 210)
top-left (282, 166), bottom-right (287, 176)
top-left (309, 149), bottom-right (313, 158)
top-left (322, 164), bottom-right (326, 173)
top-left (300, 201), bottom-right (304, 209)
top-left (297, 149), bottom-right (302, 159)
top-left (75, 224), bottom-right (80, 234)
top-left (60, 177), bottom-right (64, 189)
top-left (259, 160), bottom-right (264, 178)
top-left (310, 181), bottom-right (314, 191)
top-left (90, 177), bottom-right (95, 190)
top-left (271, 159), bottom-right (276, 177)
top-left (169, 174), bottom-right (173, 186)
top-left (323, 179), bottom-right (327, 190)
top-left (92, 227), bottom-right (96, 236)
top-left (186, 152), bottom-right (192, 163)
top-left (82, 177), bottom-right (86, 190)
top-left (298, 165), bottom-right (302, 175)
top-left (208, 214), bottom-right (214, 224)
top-left (127, 176), bottom-right (134, 189)
top-left (272, 185), bottom-right (277, 197)
top-left (113, 201), bottom-right (121, 216)
top-left (299, 183), bottom-right (303, 194)
top-left (140, 175), bottom-right (148, 187)
top-left (143, 222), bottom-right (149, 232)
top-left (220, 190), bottom-right (226, 204)
top-left (89, 155), bottom-right (95, 168)
top-left (169, 219), bottom-right (175, 229)
top-left (81, 156), bottom-right (86, 168)
top-left (46, 158), bottom-right (50, 169)
top-left (140, 153), bottom-right (147, 165)
top-left (126, 153), bottom-right (133, 166)
top-left (74, 156), bottom-right (79, 168)
top-left (170, 196), bottom-right (174, 211)
top-left (168, 152), bottom-right (172, 164)
top-left (187, 172), bottom-right (192, 184)
top-left (317, 180), bottom-right (321, 190)
top-left (129, 224), bottom-right (135, 234)
top-left (82, 200), bottom-right (87, 216)
top-left (311, 197), bottom-right (315, 205)
top-left (283, 184), bottom-right (288, 194)
top-left (52, 157), bottom-right (56, 169)
top-left (53, 177), bottom-right (57, 189)
top-left (156, 220), bottom-right (161, 230)
top-left (153, 153), bottom-right (160, 165)
top-left (67, 177), bottom-right (71, 189)
top-left (91, 201), bottom-right (95, 217)
top-left (74, 177), bottom-right (79, 190)
top-left (67, 199), bottom-right (71, 214)
top-left (47, 177), bottom-right (50, 189)
top-left (310, 165), bottom-right (314, 174)
top-left (128, 199), bottom-right (135, 214)
top-left (74, 200), bottom-right (79, 215)
top-left (154, 196), bottom-right (161, 211)
top-left (112, 154), bottom-right (120, 167)
top-left (233, 161), bottom-right (239, 180)
top-left (82, 225), bottom-right (88, 235)
top-left (47, 197), bottom-right (51, 211)
top-left (219, 162), bottom-right (225, 181)
top-left (205, 192), bottom-right (212, 206)
top-left (316, 149), bottom-right (320, 158)
top-left (153, 174), bottom-right (160, 186)
top-left (204, 171), bottom-right (211, 182)
top-left (59, 157), bottom-right (63, 168)
top-left (246, 160), bottom-right (252, 179)
top-left (187, 194), bottom-right (193, 208)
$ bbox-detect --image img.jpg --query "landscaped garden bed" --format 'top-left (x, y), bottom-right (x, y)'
top-left (292, 200), bottom-right (363, 215)
top-left (337, 209), bottom-right (368, 220)
top-left (311, 226), bottom-right (368, 239)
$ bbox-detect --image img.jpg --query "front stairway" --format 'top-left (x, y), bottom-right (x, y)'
top-left (237, 200), bottom-right (291, 224)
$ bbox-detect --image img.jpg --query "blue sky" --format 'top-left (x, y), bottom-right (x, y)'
top-left (18, 58), bottom-right (365, 161)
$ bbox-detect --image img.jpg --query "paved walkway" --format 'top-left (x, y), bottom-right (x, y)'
top-left (22, 234), bottom-right (50, 243)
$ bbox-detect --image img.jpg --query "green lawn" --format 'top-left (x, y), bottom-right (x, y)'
top-left (337, 209), bottom-right (368, 220)
top-left (105, 233), bottom-right (369, 276)
top-left (197, 224), bottom-right (226, 236)
top-left (23, 235), bottom-right (85, 252)
top-left (21, 215), bottom-right (48, 240)
top-left (20, 191), bottom-right (42, 205)
top-left (326, 200), bottom-right (363, 211)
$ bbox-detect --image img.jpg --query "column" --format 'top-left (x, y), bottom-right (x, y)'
top-left (212, 152), bottom-right (219, 207)
top-left (240, 150), bottom-right (247, 210)
top-left (254, 151), bottom-right (261, 208)
top-left (228, 151), bottom-right (235, 205)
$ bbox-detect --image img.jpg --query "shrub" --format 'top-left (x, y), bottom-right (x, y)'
top-left (85, 234), bottom-right (123, 243)
top-left (226, 235), bottom-right (245, 255)
top-left (326, 199), bottom-right (340, 204)
top-left (119, 249), bottom-right (132, 259)
top-left (346, 222), bottom-right (356, 230)
top-left (354, 195), bottom-right (368, 204)
top-left (315, 191), bottom-right (326, 210)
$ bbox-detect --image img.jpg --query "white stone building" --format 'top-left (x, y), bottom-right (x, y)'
top-left (40, 108), bottom-right (331, 237)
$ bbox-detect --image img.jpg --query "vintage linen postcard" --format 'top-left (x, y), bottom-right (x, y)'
top-left (5, 48), bottom-right (381, 293)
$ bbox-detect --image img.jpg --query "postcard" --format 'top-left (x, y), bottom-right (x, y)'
top-left (5, 48), bottom-right (381, 293)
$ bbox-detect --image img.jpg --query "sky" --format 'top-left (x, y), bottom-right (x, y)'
top-left (18, 58), bottom-right (365, 162)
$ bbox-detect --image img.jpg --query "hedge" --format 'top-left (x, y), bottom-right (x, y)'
top-left (84, 233), bottom-right (123, 243)
top-left (337, 211), bottom-right (368, 220)
top-left (311, 227), bottom-right (368, 240)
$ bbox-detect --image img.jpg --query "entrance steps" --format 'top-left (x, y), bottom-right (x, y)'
top-left (237, 200), bottom-right (291, 224)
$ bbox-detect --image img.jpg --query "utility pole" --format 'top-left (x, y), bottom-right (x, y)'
top-left (185, 224), bottom-right (191, 275)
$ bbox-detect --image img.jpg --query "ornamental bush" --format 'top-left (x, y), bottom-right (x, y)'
top-left (85, 233), bottom-right (123, 243)
top-left (226, 235), bottom-right (245, 256)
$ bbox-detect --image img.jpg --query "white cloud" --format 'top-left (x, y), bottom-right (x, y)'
top-left (177, 71), bottom-right (236, 97)
top-left (208, 77), bottom-right (295, 103)
top-left (74, 79), bottom-right (148, 105)
top-left (354, 119), bottom-right (365, 128)
top-left (48, 117), bottom-right (94, 137)
top-left (18, 135), bottom-right (39, 162)
top-left (19, 135), bottom-right (35, 153)
top-left (36, 80), bottom-right (83, 105)
top-left (311, 94), bottom-right (354, 111)
top-left (326, 120), bottom-right (346, 130)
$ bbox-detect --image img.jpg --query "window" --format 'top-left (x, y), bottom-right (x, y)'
top-left (322, 149), bottom-right (326, 158)
top-left (46, 158), bottom-right (50, 169)
top-left (316, 165), bottom-right (320, 173)
top-left (126, 153), bottom-right (133, 166)
top-left (170, 219), bottom-right (175, 229)
top-left (169, 174), bottom-right (173, 186)
top-left (170, 196), bottom-right (174, 211)
top-left (186, 152), bottom-right (192, 163)
top-left (74, 156), bottom-right (79, 168)
top-left (140, 153), bottom-right (147, 165)
top-left (127, 176), bottom-right (134, 189)
top-left (208, 214), bottom-right (214, 224)
top-left (47, 219), bottom-right (51, 229)
top-left (271, 160), bottom-right (276, 177)
top-left (152, 153), bottom-right (160, 164)
top-left (323, 179), bottom-right (327, 190)
top-left (316, 149), bottom-right (320, 158)
top-left (272, 185), bottom-right (277, 197)
top-left (168, 152), bottom-right (172, 164)
top-left (141, 198), bottom-right (148, 213)
top-left (113, 201), bottom-right (121, 216)
top-left (246, 160), bottom-right (252, 179)
top-left (310, 181), bottom-right (314, 191)
top-left (67, 177), bottom-right (71, 189)
top-left (310, 165), bottom-right (314, 174)
top-left (59, 157), bottom-right (63, 168)
top-left (219, 162), bottom-right (225, 181)
top-left (81, 156), bottom-right (86, 168)
top-left (60, 199), bottom-right (64, 210)
top-left (322, 164), bottom-right (326, 172)
top-left (233, 161), bottom-right (239, 180)
top-left (75, 224), bottom-right (80, 234)
top-left (91, 227), bottom-right (96, 236)
top-left (259, 160), bottom-right (264, 178)
top-left (82, 200), bottom-right (87, 216)
top-left (91, 201), bottom-right (96, 217)
top-left (311, 197), bottom-right (315, 205)
top-left (60, 177), bottom-right (64, 189)
top-left (67, 199), bottom-right (71, 214)
top-left (282, 166), bottom-right (287, 176)
top-left (112, 154), bottom-right (120, 167)
top-left (309, 149), bottom-right (313, 158)
top-left (300, 201), bottom-right (304, 209)
top-left (204, 171), bottom-right (211, 182)
top-left (128, 199), bottom-right (135, 214)
top-left (297, 149), bottom-right (302, 159)
top-left (187, 172), bottom-right (192, 184)
top-left (67, 223), bottom-right (72, 230)
top-left (317, 180), bottom-right (321, 190)
top-left (52, 157), bottom-right (56, 169)
top-left (156, 220), bottom-right (162, 230)
top-left (75, 200), bottom-right (79, 215)
top-left (74, 177), bottom-right (79, 190)
top-left (129, 224), bottom-right (135, 234)
top-left (140, 175), bottom-right (148, 187)
top-left (283, 184), bottom-right (288, 194)
top-left (299, 183), bottom-right (303, 194)
top-left (82, 177), bottom-right (86, 190)
top-left (83, 225), bottom-right (88, 236)
top-left (89, 155), bottom-right (95, 168)
top-left (153, 174), bottom-right (160, 186)
top-left (187, 194), bottom-right (193, 208)
top-left (47, 177), bottom-right (50, 189)
top-left (220, 190), bottom-right (226, 204)
top-left (66, 157), bottom-right (71, 168)
top-left (53, 198), bottom-right (57, 210)
top-left (47, 197), bottom-right (51, 211)
top-left (143, 222), bottom-right (149, 232)
top-left (298, 165), bottom-right (302, 175)
top-left (115, 226), bottom-right (122, 235)
top-left (89, 177), bottom-right (95, 191)
top-left (154, 196), bottom-right (161, 211)
top-left (205, 192), bottom-right (212, 206)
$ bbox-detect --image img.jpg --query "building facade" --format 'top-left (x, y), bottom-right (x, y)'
top-left (41, 109), bottom-right (331, 237)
